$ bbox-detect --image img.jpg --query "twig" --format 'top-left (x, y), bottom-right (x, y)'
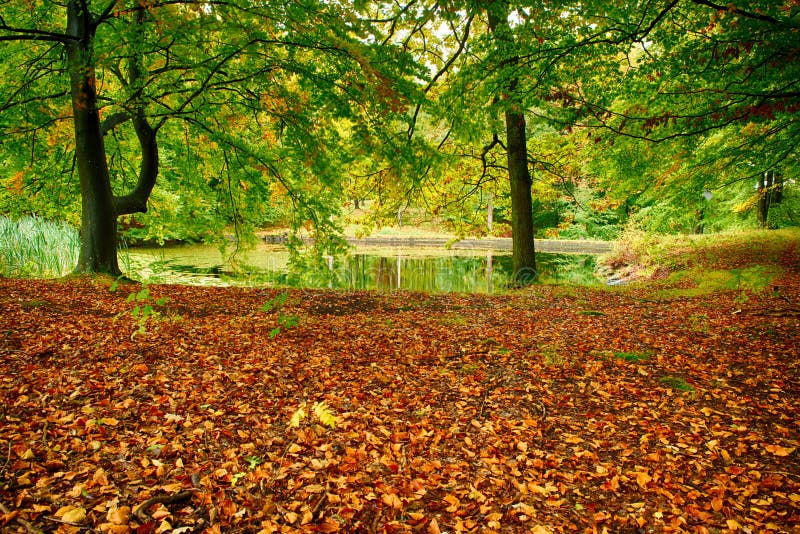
top-left (0, 501), bottom-right (46, 534)
top-left (1, 441), bottom-right (10, 476)
top-left (370, 508), bottom-right (382, 533)
top-left (311, 492), bottom-right (327, 519)
top-left (133, 489), bottom-right (199, 523)
top-left (43, 515), bottom-right (83, 527)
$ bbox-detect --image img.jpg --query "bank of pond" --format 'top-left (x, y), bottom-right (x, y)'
top-left (124, 242), bottom-right (602, 293)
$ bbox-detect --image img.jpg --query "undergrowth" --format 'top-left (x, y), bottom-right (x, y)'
top-left (603, 227), bottom-right (798, 289)
top-left (0, 215), bottom-right (79, 278)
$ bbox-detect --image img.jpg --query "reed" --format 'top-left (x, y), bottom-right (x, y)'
top-left (0, 215), bottom-right (79, 278)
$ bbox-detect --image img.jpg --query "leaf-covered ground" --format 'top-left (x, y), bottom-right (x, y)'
top-left (1, 239), bottom-right (799, 533)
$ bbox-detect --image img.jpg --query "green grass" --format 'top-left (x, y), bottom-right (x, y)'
top-left (660, 376), bottom-right (695, 393)
top-left (653, 264), bottom-right (782, 299)
top-left (606, 228), bottom-right (798, 273)
top-left (613, 351), bottom-right (650, 363)
top-left (0, 215), bottom-right (79, 278)
top-left (602, 228), bottom-right (797, 296)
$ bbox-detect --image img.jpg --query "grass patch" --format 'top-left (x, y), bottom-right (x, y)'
top-left (0, 215), bottom-right (79, 278)
top-left (660, 376), bottom-right (695, 393)
top-left (655, 264), bottom-right (782, 298)
top-left (440, 313), bottom-right (468, 327)
top-left (603, 228), bottom-right (798, 282)
top-left (613, 351), bottom-right (650, 363)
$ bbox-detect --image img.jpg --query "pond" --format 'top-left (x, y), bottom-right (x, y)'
top-left (122, 242), bottom-right (601, 293)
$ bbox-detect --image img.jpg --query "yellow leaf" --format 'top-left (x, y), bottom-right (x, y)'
top-left (427, 518), bottom-right (441, 534)
top-left (381, 493), bottom-right (402, 509)
top-left (312, 401), bottom-right (336, 428)
top-left (764, 444), bottom-right (795, 457)
top-left (289, 405), bottom-right (306, 428)
top-left (636, 471), bottom-right (652, 488)
top-left (531, 527), bottom-right (552, 534)
top-left (711, 497), bottom-right (723, 511)
top-left (60, 506), bottom-right (87, 523)
top-left (107, 506), bottom-right (131, 525)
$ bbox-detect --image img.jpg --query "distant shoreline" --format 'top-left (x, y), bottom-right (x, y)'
top-left (262, 234), bottom-right (613, 254)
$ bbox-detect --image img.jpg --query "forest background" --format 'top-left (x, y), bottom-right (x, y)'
top-left (2, 3), bottom-right (800, 533)
top-left (0, 0), bottom-right (798, 277)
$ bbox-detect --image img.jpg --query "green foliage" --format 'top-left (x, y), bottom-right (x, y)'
top-left (123, 285), bottom-right (171, 337)
top-left (270, 314), bottom-right (300, 338)
top-left (260, 293), bottom-right (289, 313)
top-left (0, 215), bottom-right (79, 278)
top-left (244, 455), bottom-right (263, 470)
top-left (260, 292), bottom-right (299, 338)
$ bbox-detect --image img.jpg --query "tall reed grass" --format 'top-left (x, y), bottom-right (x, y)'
top-left (0, 215), bottom-right (79, 278)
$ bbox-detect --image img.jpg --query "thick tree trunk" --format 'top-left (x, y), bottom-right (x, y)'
top-left (67, 0), bottom-right (121, 275)
top-left (65, 1), bottom-right (158, 275)
top-left (486, 2), bottom-right (536, 282)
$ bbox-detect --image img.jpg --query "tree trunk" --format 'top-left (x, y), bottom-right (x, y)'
top-left (486, 2), bottom-right (536, 282)
top-left (757, 170), bottom-right (774, 228)
top-left (67, 0), bottom-right (121, 275)
top-left (65, 1), bottom-right (158, 275)
top-left (505, 109), bottom-right (536, 280)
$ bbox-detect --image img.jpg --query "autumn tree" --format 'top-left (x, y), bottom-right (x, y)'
top-left (552, 1), bottom-right (799, 229)
top-left (0, 0), bottom-right (419, 275)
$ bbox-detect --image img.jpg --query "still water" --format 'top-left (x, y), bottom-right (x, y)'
top-left (124, 243), bottom-right (599, 293)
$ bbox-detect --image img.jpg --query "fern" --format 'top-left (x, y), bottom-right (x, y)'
top-left (288, 401), bottom-right (336, 429)
top-left (288, 404), bottom-right (306, 428)
top-left (312, 401), bottom-right (336, 428)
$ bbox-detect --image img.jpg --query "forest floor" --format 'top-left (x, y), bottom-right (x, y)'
top-left (1, 232), bottom-right (799, 533)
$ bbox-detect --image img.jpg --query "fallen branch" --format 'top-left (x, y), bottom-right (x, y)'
top-left (133, 489), bottom-right (199, 523)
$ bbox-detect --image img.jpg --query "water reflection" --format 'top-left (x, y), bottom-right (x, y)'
top-left (327, 252), bottom-right (597, 292)
top-left (125, 244), bottom-right (599, 293)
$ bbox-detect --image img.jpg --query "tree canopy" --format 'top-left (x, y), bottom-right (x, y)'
top-left (1, 0), bottom-right (797, 275)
